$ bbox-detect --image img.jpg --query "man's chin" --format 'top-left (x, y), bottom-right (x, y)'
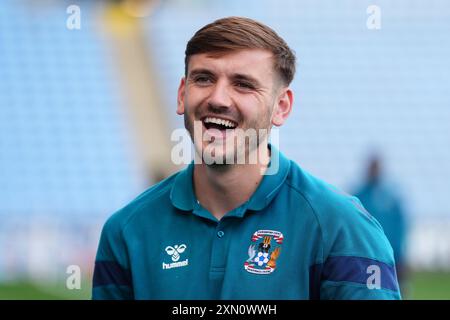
top-left (192, 139), bottom-right (263, 166)
top-left (205, 162), bottom-right (232, 171)
top-left (202, 151), bottom-right (233, 166)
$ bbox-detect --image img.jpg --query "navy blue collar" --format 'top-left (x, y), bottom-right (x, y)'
top-left (170, 145), bottom-right (291, 220)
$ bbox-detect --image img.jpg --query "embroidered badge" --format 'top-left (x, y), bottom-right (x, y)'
top-left (244, 230), bottom-right (283, 274)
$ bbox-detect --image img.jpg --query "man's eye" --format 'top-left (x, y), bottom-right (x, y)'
top-left (194, 76), bottom-right (212, 84)
top-left (236, 82), bottom-right (254, 90)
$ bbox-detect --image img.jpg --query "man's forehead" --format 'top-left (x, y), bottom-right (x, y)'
top-left (188, 49), bottom-right (275, 78)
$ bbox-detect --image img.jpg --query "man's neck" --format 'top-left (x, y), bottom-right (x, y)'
top-left (193, 145), bottom-right (270, 221)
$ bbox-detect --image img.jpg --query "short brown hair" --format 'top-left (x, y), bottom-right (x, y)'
top-left (185, 16), bottom-right (296, 86)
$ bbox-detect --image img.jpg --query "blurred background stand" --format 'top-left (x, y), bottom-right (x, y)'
top-left (0, 0), bottom-right (449, 299)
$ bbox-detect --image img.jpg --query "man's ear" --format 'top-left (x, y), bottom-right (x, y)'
top-left (177, 77), bottom-right (186, 115)
top-left (272, 88), bottom-right (293, 126)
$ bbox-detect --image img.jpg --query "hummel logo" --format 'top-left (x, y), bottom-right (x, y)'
top-left (165, 244), bottom-right (187, 262)
top-left (162, 244), bottom-right (189, 270)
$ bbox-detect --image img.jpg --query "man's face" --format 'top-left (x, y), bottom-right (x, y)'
top-left (177, 49), bottom-right (289, 165)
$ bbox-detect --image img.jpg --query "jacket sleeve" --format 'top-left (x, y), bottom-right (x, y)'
top-left (92, 214), bottom-right (134, 300)
top-left (318, 197), bottom-right (402, 300)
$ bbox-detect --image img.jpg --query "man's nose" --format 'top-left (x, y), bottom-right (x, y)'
top-left (207, 80), bottom-right (232, 110)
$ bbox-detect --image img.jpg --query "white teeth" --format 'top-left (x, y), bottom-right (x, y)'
top-left (203, 117), bottom-right (236, 128)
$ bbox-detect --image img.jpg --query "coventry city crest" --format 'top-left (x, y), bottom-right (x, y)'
top-left (244, 230), bottom-right (283, 275)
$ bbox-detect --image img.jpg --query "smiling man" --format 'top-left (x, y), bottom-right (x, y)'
top-left (93, 17), bottom-right (401, 300)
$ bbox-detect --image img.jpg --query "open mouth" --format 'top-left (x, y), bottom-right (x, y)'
top-left (202, 117), bottom-right (238, 131)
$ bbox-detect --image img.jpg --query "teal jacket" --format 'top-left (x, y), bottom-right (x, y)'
top-left (93, 147), bottom-right (401, 299)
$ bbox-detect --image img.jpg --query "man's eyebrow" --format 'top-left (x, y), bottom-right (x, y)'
top-left (231, 73), bottom-right (262, 87)
top-left (188, 69), bottom-right (215, 78)
top-left (188, 69), bottom-right (263, 87)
